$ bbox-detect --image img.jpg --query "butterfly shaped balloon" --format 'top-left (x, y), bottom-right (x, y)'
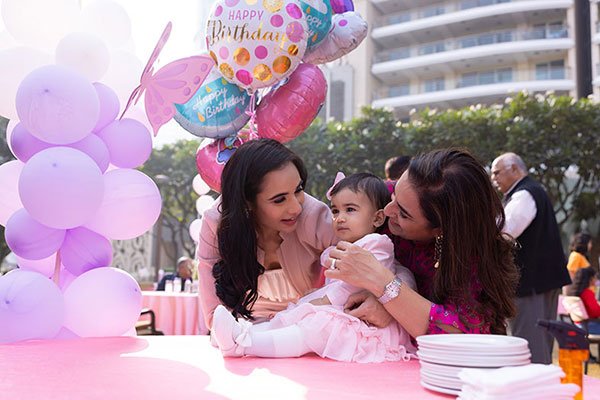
top-left (121, 22), bottom-right (215, 136)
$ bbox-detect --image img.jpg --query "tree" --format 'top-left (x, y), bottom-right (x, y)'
top-left (0, 116), bottom-right (16, 265)
top-left (139, 140), bottom-right (201, 266)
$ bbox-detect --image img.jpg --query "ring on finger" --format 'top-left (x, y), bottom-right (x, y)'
top-left (330, 258), bottom-right (337, 270)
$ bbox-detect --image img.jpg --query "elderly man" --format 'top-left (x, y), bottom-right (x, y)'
top-left (157, 256), bottom-right (194, 292)
top-left (491, 152), bottom-right (570, 364)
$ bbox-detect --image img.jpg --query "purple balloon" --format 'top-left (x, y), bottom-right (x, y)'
top-left (0, 160), bottom-right (24, 226)
top-left (0, 269), bottom-right (64, 343)
top-left (330, 0), bottom-right (354, 13)
top-left (84, 169), bottom-right (161, 240)
top-left (69, 134), bottom-right (110, 173)
top-left (93, 82), bottom-right (120, 132)
top-left (15, 65), bottom-right (99, 145)
top-left (9, 122), bottom-right (52, 162)
top-left (5, 209), bottom-right (66, 260)
top-left (61, 227), bottom-right (113, 276)
top-left (63, 267), bottom-right (141, 337)
top-left (16, 253), bottom-right (58, 277)
top-left (96, 118), bottom-right (152, 168)
top-left (18, 147), bottom-right (104, 229)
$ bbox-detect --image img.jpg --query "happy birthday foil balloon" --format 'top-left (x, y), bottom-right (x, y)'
top-left (206, 0), bottom-right (308, 92)
top-left (173, 70), bottom-right (252, 139)
top-left (303, 11), bottom-right (367, 65)
top-left (298, 0), bottom-right (332, 48)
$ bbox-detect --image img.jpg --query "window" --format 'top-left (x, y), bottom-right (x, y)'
top-left (419, 42), bottom-right (445, 55)
top-left (389, 84), bottom-right (410, 97)
top-left (497, 68), bottom-right (513, 82)
top-left (460, 72), bottom-right (478, 87)
top-left (424, 78), bottom-right (445, 92)
top-left (330, 81), bottom-right (345, 121)
top-left (536, 60), bottom-right (565, 80)
top-left (423, 6), bottom-right (445, 18)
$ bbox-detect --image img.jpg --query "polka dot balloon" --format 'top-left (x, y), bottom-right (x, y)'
top-left (206, 0), bottom-right (308, 92)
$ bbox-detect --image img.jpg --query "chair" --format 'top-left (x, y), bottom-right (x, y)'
top-left (558, 295), bottom-right (600, 374)
top-left (135, 308), bottom-right (164, 336)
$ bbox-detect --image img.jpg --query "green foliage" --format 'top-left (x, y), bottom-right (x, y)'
top-left (139, 140), bottom-right (200, 263)
top-left (289, 93), bottom-right (600, 231)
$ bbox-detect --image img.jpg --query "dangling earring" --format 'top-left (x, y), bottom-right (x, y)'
top-left (434, 234), bottom-right (443, 269)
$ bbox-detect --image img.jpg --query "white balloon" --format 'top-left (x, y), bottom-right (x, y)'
top-left (55, 32), bottom-right (110, 82)
top-left (79, 1), bottom-right (132, 48)
top-left (189, 218), bottom-right (202, 243)
top-left (196, 195), bottom-right (215, 215)
top-left (1, 0), bottom-right (79, 50)
top-left (6, 119), bottom-right (18, 156)
top-left (192, 175), bottom-right (211, 196)
top-left (0, 47), bottom-right (52, 120)
top-left (100, 50), bottom-right (143, 103)
top-left (0, 30), bottom-right (18, 51)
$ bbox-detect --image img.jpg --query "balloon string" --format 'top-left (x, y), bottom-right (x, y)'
top-left (52, 251), bottom-right (61, 286)
top-left (245, 91), bottom-right (258, 137)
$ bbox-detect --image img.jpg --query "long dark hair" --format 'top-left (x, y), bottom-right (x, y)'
top-left (570, 232), bottom-right (592, 257)
top-left (212, 138), bottom-right (307, 320)
top-left (329, 172), bottom-right (390, 233)
top-left (408, 148), bottom-right (519, 334)
top-left (570, 267), bottom-right (596, 297)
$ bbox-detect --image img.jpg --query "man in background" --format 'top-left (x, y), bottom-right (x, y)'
top-left (491, 152), bottom-right (570, 364)
top-left (157, 256), bottom-right (193, 292)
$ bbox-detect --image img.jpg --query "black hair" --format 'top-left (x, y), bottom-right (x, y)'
top-left (329, 172), bottom-right (390, 233)
top-left (385, 156), bottom-right (411, 180)
top-left (212, 138), bottom-right (307, 320)
top-left (570, 232), bottom-right (592, 257)
top-left (570, 267), bottom-right (597, 297)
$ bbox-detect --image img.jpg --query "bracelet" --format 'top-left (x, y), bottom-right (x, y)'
top-left (377, 277), bottom-right (402, 304)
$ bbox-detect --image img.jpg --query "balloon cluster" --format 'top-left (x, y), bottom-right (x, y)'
top-left (0, 64), bottom-right (162, 344)
top-left (178, 0), bottom-right (367, 192)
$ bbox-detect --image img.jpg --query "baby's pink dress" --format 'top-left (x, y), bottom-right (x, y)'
top-left (267, 233), bottom-right (417, 363)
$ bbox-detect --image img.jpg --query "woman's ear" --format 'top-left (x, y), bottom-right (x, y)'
top-left (373, 209), bottom-right (386, 228)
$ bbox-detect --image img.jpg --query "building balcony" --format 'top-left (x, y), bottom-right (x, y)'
top-left (371, 70), bottom-right (574, 114)
top-left (372, 0), bottom-right (572, 48)
top-left (372, 36), bottom-right (573, 81)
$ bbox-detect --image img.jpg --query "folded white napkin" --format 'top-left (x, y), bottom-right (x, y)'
top-left (457, 364), bottom-right (580, 400)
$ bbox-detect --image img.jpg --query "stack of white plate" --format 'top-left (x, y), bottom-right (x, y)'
top-left (416, 334), bottom-right (531, 396)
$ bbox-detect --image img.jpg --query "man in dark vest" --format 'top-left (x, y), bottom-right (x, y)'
top-left (491, 152), bottom-right (570, 364)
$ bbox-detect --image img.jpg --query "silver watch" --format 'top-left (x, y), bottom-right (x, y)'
top-left (377, 277), bottom-right (402, 304)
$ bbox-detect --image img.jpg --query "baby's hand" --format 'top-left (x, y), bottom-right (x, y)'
top-left (309, 295), bottom-right (331, 306)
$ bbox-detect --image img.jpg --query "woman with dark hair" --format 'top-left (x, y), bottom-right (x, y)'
top-left (197, 139), bottom-right (336, 328)
top-left (569, 267), bottom-right (600, 334)
top-left (567, 232), bottom-right (593, 280)
top-left (326, 148), bottom-right (519, 336)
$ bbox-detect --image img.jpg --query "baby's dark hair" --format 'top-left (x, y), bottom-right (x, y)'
top-left (329, 172), bottom-right (391, 212)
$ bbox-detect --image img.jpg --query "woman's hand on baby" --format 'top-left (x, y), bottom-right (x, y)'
top-left (325, 241), bottom-right (394, 295)
top-left (344, 290), bottom-right (394, 328)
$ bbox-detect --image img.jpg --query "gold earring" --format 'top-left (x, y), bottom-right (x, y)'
top-left (434, 234), bottom-right (443, 269)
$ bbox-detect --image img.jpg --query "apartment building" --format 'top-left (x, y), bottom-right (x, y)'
top-left (330, 0), bottom-right (589, 120)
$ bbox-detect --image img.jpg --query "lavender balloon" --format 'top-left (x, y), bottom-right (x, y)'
top-left (18, 147), bottom-right (104, 229)
top-left (61, 227), bottom-right (113, 276)
top-left (93, 82), bottom-right (120, 132)
top-left (5, 209), bottom-right (66, 260)
top-left (69, 134), bottom-right (110, 173)
top-left (9, 123), bottom-right (51, 162)
top-left (0, 269), bottom-right (64, 343)
top-left (63, 267), bottom-right (141, 337)
top-left (16, 253), bottom-right (58, 278)
top-left (15, 65), bottom-right (99, 145)
top-left (96, 118), bottom-right (152, 168)
top-left (84, 169), bottom-right (161, 240)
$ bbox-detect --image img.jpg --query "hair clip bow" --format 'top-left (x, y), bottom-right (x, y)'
top-left (326, 172), bottom-right (346, 200)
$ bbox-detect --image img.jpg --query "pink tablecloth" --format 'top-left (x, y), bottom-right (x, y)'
top-left (2, 336), bottom-right (600, 400)
top-left (141, 291), bottom-right (208, 335)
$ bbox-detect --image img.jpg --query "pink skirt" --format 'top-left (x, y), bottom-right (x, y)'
top-left (269, 302), bottom-right (416, 363)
